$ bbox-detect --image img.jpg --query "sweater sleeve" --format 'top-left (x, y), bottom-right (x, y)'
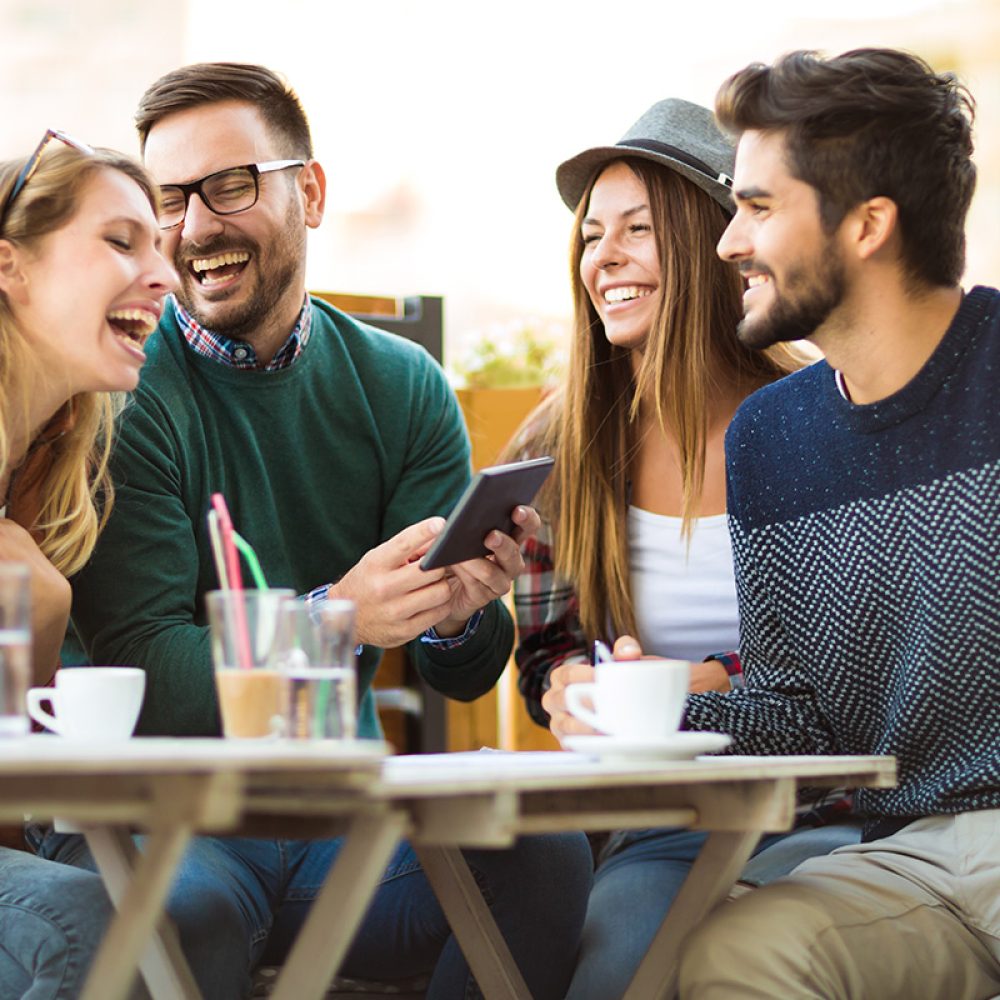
top-left (70, 392), bottom-right (220, 736)
top-left (684, 442), bottom-right (837, 754)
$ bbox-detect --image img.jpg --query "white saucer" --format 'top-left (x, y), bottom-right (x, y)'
top-left (563, 731), bottom-right (732, 761)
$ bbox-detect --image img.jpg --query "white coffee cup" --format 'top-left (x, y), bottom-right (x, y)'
top-left (27, 667), bottom-right (145, 741)
top-left (564, 659), bottom-right (690, 740)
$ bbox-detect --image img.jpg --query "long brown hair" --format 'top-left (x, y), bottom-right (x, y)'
top-left (512, 157), bottom-right (801, 643)
top-left (0, 145), bottom-right (159, 575)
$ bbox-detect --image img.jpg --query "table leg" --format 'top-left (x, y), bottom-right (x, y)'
top-left (271, 810), bottom-right (408, 1000)
top-left (415, 845), bottom-right (531, 1000)
top-left (623, 829), bottom-right (761, 1000)
top-left (81, 824), bottom-right (201, 1000)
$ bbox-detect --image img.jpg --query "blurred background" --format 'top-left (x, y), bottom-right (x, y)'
top-left (3, 0), bottom-right (997, 748)
top-left (1, 0), bottom-right (997, 376)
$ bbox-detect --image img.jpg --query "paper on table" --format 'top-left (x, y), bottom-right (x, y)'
top-left (382, 747), bottom-right (594, 778)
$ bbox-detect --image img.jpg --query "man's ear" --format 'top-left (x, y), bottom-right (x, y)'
top-left (849, 196), bottom-right (898, 262)
top-left (300, 159), bottom-right (326, 229)
top-left (0, 240), bottom-right (28, 303)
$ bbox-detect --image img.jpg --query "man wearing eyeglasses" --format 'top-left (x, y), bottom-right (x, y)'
top-left (38, 63), bottom-right (591, 1000)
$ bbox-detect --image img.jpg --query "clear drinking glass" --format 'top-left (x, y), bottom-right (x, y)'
top-left (205, 588), bottom-right (295, 738)
top-left (0, 563), bottom-right (31, 737)
top-left (274, 599), bottom-right (358, 741)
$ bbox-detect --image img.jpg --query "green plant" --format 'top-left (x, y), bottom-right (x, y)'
top-left (452, 322), bottom-right (564, 390)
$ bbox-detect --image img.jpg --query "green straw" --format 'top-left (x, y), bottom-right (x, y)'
top-left (231, 531), bottom-right (269, 590)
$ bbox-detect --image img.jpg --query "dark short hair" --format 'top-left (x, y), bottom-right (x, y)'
top-left (715, 48), bottom-right (976, 288)
top-left (135, 62), bottom-right (312, 159)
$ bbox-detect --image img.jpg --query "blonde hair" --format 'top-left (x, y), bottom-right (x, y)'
top-left (0, 145), bottom-right (158, 575)
top-left (512, 158), bottom-right (802, 643)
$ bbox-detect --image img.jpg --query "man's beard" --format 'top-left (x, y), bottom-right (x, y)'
top-left (737, 250), bottom-right (846, 351)
top-left (175, 223), bottom-right (305, 341)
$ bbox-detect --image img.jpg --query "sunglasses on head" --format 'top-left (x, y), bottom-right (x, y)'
top-left (0, 128), bottom-right (95, 234)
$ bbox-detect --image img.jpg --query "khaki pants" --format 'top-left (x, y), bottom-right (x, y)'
top-left (679, 810), bottom-right (1000, 1000)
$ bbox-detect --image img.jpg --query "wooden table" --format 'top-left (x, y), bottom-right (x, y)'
top-left (369, 751), bottom-right (897, 1000)
top-left (0, 736), bottom-right (390, 1000)
top-left (2, 741), bottom-right (895, 1000)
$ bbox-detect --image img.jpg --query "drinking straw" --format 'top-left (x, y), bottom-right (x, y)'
top-left (315, 672), bottom-right (330, 739)
top-left (210, 493), bottom-right (252, 670)
top-left (229, 529), bottom-right (281, 668)
top-left (210, 494), bottom-right (244, 592)
top-left (231, 531), bottom-right (269, 591)
top-left (206, 510), bottom-right (230, 591)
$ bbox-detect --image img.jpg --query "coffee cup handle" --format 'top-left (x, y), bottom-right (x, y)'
top-left (564, 682), bottom-right (602, 731)
top-left (26, 688), bottom-right (63, 735)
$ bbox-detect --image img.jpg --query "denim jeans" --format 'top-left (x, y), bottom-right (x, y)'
top-left (0, 847), bottom-right (117, 1000)
top-left (565, 822), bottom-right (863, 1000)
top-left (34, 829), bottom-right (592, 1000)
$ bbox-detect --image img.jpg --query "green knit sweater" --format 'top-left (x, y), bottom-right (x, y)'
top-left (70, 297), bottom-right (513, 737)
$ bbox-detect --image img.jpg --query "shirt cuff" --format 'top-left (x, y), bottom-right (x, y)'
top-left (420, 609), bottom-right (485, 650)
top-left (302, 584), bottom-right (363, 656)
top-left (705, 650), bottom-right (743, 690)
top-left (302, 583), bottom-right (330, 610)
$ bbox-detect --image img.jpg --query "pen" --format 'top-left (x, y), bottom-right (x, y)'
top-left (593, 639), bottom-right (613, 665)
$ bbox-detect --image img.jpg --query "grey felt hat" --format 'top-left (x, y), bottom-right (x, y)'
top-left (555, 98), bottom-right (735, 214)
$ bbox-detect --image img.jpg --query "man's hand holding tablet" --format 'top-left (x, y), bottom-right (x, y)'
top-left (328, 458), bottom-right (552, 645)
top-left (420, 457), bottom-right (555, 571)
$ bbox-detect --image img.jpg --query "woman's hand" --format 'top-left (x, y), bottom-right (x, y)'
top-left (545, 637), bottom-right (732, 745)
top-left (542, 660), bottom-right (598, 744)
top-left (0, 520), bottom-right (71, 686)
top-left (616, 636), bottom-right (731, 692)
top-left (689, 659), bottom-right (731, 693)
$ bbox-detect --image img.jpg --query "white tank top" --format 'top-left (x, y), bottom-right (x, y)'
top-left (628, 507), bottom-right (739, 661)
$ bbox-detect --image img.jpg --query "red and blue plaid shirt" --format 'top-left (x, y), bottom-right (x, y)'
top-left (173, 295), bottom-right (312, 371)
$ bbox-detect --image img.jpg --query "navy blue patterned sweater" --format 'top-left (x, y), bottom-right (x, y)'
top-left (685, 285), bottom-right (1000, 824)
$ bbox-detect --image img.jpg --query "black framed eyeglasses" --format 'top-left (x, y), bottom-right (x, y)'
top-left (156, 160), bottom-right (305, 230)
top-left (0, 128), bottom-right (94, 234)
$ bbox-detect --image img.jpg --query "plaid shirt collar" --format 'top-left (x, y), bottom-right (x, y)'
top-left (172, 294), bottom-right (312, 371)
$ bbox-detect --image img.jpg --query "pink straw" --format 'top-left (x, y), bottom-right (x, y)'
top-left (210, 493), bottom-right (252, 669)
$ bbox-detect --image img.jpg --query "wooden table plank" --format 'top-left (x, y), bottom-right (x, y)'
top-left (0, 741), bottom-right (896, 1000)
top-left (271, 811), bottom-right (409, 1000)
top-left (1, 738), bottom-right (392, 1000)
top-left (417, 845), bottom-right (531, 1000)
top-left (624, 829), bottom-right (763, 1000)
top-left (82, 823), bottom-right (199, 1000)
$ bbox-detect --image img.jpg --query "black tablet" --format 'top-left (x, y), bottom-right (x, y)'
top-left (419, 457), bottom-right (555, 570)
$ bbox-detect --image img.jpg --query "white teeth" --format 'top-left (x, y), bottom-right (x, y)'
top-left (747, 275), bottom-right (770, 288)
top-left (604, 286), bottom-right (652, 304)
top-left (106, 308), bottom-right (157, 338)
top-left (191, 251), bottom-right (250, 273)
top-left (200, 272), bottom-right (234, 287)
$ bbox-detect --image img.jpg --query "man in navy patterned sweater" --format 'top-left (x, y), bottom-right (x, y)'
top-left (675, 49), bottom-right (1000, 998)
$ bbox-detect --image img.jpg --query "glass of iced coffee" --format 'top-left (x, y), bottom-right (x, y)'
top-left (206, 588), bottom-right (295, 738)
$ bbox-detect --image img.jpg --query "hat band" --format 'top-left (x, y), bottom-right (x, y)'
top-left (618, 138), bottom-right (733, 189)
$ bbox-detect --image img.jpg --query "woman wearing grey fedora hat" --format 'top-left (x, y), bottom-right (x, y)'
top-left (506, 98), bottom-right (863, 999)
